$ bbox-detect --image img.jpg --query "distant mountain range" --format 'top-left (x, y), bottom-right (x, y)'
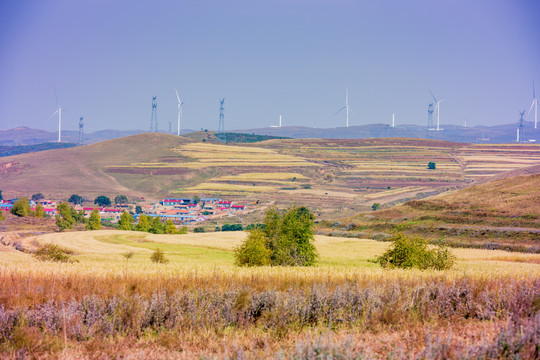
top-left (1, 121), bottom-right (539, 145)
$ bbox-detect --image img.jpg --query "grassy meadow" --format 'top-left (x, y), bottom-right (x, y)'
top-left (1, 230), bottom-right (539, 358)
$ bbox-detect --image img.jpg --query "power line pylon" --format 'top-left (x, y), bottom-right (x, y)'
top-left (218, 98), bottom-right (226, 143)
top-left (150, 96), bottom-right (158, 132)
top-left (78, 116), bottom-right (84, 146)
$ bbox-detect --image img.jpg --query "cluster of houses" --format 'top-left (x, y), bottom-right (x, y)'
top-left (0, 197), bottom-right (248, 225)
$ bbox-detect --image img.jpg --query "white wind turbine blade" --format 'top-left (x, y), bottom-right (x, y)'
top-left (175, 88), bottom-right (181, 104)
top-left (48, 109), bottom-right (59, 120)
top-left (331, 106), bottom-right (347, 119)
top-left (528, 99), bottom-right (536, 114)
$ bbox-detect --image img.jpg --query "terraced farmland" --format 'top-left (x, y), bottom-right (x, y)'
top-left (0, 134), bottom-right (539, 218)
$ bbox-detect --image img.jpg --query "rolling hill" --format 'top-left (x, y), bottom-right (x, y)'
top-left (1, 133), bottom-right (539, 218)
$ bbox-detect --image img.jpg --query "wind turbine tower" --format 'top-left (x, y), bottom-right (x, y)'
top-left (391, 114), bottom-right (395, 127)
top-left (333, 87), bottom-right (352, 127)
top-left (149, 96), bottom-right (158, 132)
top-left (529, 81), bottom-right (538, 129)
top-left (47, 88), bottom-right (63, 142)
top-left (175, 88), bottom-right (184, 136)
top-left (78, 117), bottom-right (84, 146)
top-left (218, 98), bottom-right (226, 143)
top-left (430, 90), bottom-right (444, 131)
top-left (279, 115), bottom-right (282, 127)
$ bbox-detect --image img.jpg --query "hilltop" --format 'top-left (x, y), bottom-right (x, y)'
top-left (0, 133), bottom-right (539, 217)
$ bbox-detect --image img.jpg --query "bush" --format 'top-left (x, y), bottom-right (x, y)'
top-left (34, 244), bottom-right (77, 263)
top-left (86, 209), bottom-right (102, 230)
top-left (11, 197), bottom-right (31, 217)
top-left (136, 214), bottom-right (150, 232)
top-left (222, 223), bottom-right (243, 232)
top-left (194, 227), bottom-right (205, 233)
top-left (177, 226), bottom-right (188, 234)
top-left (149, 216), bottom-right (164, 234)
top-left (234, 229), bottom-right (271, 266)
top-left (34, 203), bottom-right (44, 218)
top-left (372, 203), bottom-right (381, 211)
top-left (428, 161), bottom-right (436, 170)
top-left (164, 219), bottom-right (177, 234)
top-left (118, 210), bottom-right (134, 231)
top-left (150, 248), bottom-right (169, 264)
top-left (0, 210), bottom-right (4, 221)
top-left (376, 232), bottom-right (454, 270)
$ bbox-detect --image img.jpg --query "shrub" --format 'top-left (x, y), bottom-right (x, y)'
top-left (428, 161), bottom-right (436, 170)
top-left (150, 248), bottom-right (169, 264)
top-left (222, 223), bottom-right (243, 232)
top-left (118, 211), bottom-right (134, 231)
top-left (164, 219), bottom-right (177, 234)
top-left (55, 202), bottom-right (75, 231)
top-left (177, 226), bottom-right (188, 234)
top-left (34, 244), bottom-right (76, 263)
top-left (377, 232), bottom-right (454, 270)
top-left (194, 227), bottom-right (205, 233)
top-left (11, 197), bottom-right (31, 217)
top-left (34, 203), bottom-right (44, 218)
top-left (136, 214), bottom-right (150, 232)
top-left (372, 203), bottom-right (381, 211)
top-left (149, 217), bottom-right (164, 234)
top-left (234, 229), bottom-right (272, 266)
top-left (86, 209), bottom-right (102, 230)
top-left (0, 210), bottom-right (4, 221)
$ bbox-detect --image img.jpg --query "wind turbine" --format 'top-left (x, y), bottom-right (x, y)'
top-left (528, 81), bottom-right (538, 129)
top-left (47, 88), bottom-right (62, 142)
top-left (333, 86), bottom-right (352, 127)
top-left (174, 88), bottom-right (184, 136)
top-left (430, 90), bottom-right (444, 131)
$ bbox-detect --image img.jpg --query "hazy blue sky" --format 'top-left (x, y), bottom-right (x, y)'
top-left (1, 0), bottom-right (539, 133)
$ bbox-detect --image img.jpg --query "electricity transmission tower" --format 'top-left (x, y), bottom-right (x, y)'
top-left (218, 98), bottom-right (226, 143)
top-left (78, 117), bottom-right (84, 146)
top-left (150, 96), bottom-right (158, 132)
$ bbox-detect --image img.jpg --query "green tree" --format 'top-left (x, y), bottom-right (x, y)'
top-left (428, 161), bottom-right (436, 170)
top-left (118, 210), bottom-right (134, 231)
top-left (0, 190), bottom-right (3, 201)
top-left (0, 210), bottom-right (5, 221)
top-left (34, 203), bottom-right (44, 218)
top-left (86, 209), bottom-right (102, 230)
top-left (114, 195), bottom-right (128, 205)
top-left (10, 197), bottom-right (31, 217)
top-left (193, 195), bottom-right (200, 204)
top-left (149, 216), bottom-right (164, 234)
top-left (68, 194), bottom-right (84, 205)
top-left (31, 193), bottom-right (44, 201)
top-left (55, 202), bottom-right (75, 231)
top-left (94, 195), bottom-right (111, 207)
top-left (164, 219), bottom-right (177, 234)
top-left (135, 214), bottom-right (150, 232)
top-left (135, 205), bottom-right (143, 214)
top-left (235, 206), bottom-right (317, 267)
top-left (372, 203), bottom-right (381, 211)
top-left (234, 229), bottom-right (271, 267)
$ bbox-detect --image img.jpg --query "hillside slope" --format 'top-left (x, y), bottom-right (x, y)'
top-left (330, 165), bottom-right (540, 251)
top-left (0, 134), bottom-right (539, 219)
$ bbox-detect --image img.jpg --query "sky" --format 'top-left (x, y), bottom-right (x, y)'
top-left (0, 0), bottom-right (539, 133)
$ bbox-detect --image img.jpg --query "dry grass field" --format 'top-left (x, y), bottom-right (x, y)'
top-left (1, 230), bottom-right (539, 359)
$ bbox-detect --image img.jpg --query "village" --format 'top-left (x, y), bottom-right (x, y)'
top-left (0, 196), bottom-right (252, 225)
